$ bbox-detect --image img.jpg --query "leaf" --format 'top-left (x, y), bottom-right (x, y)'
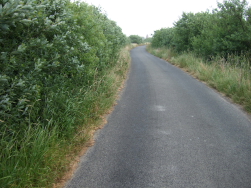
top-left (17, 44), bottom-right (27, 52)
top-left (3, 2), bottom-right (10, 10)
top-left (16, 79), bottom-right (25, 87)
top-left (0, 76), bottom-right (8, 84)
top-left (22, 5), bottom-right (33, 10)
top-left (20, 19), bottom-right (31, 25)
top-left (0, 24), bottom-right (9, 31)
top-left (0, 4), bottom-right (2, 15)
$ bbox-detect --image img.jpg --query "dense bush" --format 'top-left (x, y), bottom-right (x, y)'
top-left (0, 0), bottom-right (127, 187)
top-left (129, 35), bottom-right (143, 44)
top-left (151, 0), bottom-right (251, 60)
top-left (0, 0), bottom-right (126, 137)
top-left (151, 28), bottom-right (175, 48)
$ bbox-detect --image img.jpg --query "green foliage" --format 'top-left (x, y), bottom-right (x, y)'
top-left (192, 0), bottom-right (251, 57)
top-left (151, 28), bottom-right (174, 48)
top-left (174, 12), bottom-right (213, 53)
top-left (0, 0), bottom-right (127, 187)
top-left (144, 37), bottom-right (152, 43)
top-left (214, 0), bottom-right (251, 54)
top-left (151, 0), bottom-right (251, 60)
top-left (129, 35), bottom-right (143, 44)
top-left (0, 0), bottom-right (126, 134)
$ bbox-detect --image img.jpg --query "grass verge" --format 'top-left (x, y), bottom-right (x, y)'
top-left (0, 45), bottom-right (134, 188)
top-left (147, 45), bottom-right (251, 112)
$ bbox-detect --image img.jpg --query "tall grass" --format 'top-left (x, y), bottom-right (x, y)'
top-left (0, 45), bottom-right (132, 188)
top-left (147, 45), bottom-right (251, 112)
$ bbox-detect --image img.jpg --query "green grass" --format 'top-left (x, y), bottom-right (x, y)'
top-left (0, 45), bottom-right (133, 188)
top-left (147, 45), bottom-right (251, 112)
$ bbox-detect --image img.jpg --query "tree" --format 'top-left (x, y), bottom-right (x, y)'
top-left (151, 28), bottom-right (174, 48)
top-left (129, 35), bottom-right (143, 44)
top-left (214, 0), bottom-right (251, 54)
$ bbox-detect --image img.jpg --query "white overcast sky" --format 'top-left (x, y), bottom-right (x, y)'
top-left (77, 0), bottom-right (250, 37)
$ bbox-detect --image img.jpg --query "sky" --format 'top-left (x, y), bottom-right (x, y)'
top-left (77, 0), bottom-right (248, 38)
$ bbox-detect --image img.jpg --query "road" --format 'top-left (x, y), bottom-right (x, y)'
top-left (65, 46), bottom-right (251, 188)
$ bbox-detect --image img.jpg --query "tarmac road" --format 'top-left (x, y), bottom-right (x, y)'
top-left (65, 46), bottom-right (251, 188)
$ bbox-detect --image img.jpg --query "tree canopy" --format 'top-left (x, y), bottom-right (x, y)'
top-left (129, 35), bottom-right (143, 44)
top-left (151, 0), bottom-right (251, 59)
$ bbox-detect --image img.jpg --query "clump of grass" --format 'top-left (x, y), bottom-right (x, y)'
top-left (147, 46), bottom-right (176, 61)
top-left (0, 126), bottom-right (61, 187)
top-left (147, 45), bottom-right (251, 112)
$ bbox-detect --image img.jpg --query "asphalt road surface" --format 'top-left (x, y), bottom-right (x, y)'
top-left (66, 46), bottom-right (251, 188)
